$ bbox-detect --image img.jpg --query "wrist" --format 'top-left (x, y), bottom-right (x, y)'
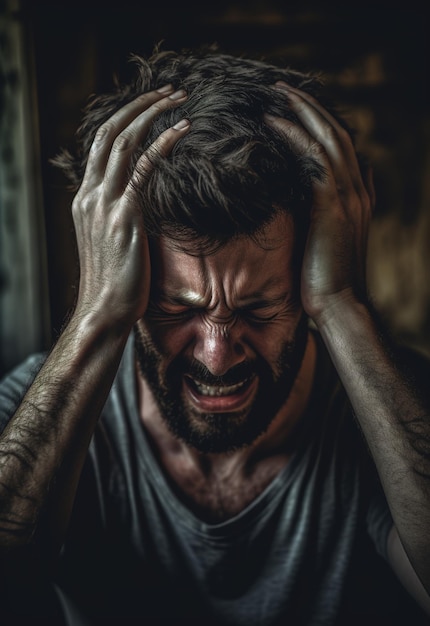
top-left (70, 302), bottom-right (136, 340)
top-left (57, 308), bottom-right (134, 368)
top-left (307, 288), bottom-right (370, 332)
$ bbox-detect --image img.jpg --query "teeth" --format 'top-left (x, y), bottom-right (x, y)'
top-left (192, 378), bottom-right (249, 397)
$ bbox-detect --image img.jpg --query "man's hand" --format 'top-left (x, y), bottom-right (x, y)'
top-left (72, 85), bottom-right (189, 329)
top-left (0, 86), bottom-right (190, 555)
top-left (265, 81), bottom-right (375, 325)
top-left (267, 82), bottom-right (430, 609)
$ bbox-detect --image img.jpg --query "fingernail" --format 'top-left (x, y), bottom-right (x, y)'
top-left (274, 81), bottom-right (289, 90)
top-left (169, 89), bottom-right (187, 101)
top-left (173, 119), bottom-right (190, 131)
top-left (263, 113), bottom-right (279, 127)
top-left (157, 84), bottom-right (174, 94)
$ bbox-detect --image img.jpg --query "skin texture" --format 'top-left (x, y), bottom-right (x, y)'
top-left (0, 85), bottom-right (191, 554)
top-left (0, 78), bottom-right (429, 618)
top-left (266, 81), bottom-right (430, 612)
top-left (134, 216), bottom-right (308, 455)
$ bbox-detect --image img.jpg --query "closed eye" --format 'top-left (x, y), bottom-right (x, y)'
top-left (146, 302), bottom-right (196, 321)
top-left (239, 306), bottom-right (280, 323)
top-left (147, 297), bottom-right (290, 324)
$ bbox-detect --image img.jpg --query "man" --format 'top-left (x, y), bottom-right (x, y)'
top-left (0, 47), bottom-right (429, 625)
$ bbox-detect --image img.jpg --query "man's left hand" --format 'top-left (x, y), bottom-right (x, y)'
top-left (265, 81), bottom-right (375, 325)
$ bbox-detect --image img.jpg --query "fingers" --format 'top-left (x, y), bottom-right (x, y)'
top-left (276, 83), bottom-right (354, 156)
top-left (268, 82), bottom-right (370, 210)
top-left (126, 118), bottom-right (191, 196)
top-left (82, 86), bottom-right (188, 196)
top-left (265, 82), bottom-right (374, 309)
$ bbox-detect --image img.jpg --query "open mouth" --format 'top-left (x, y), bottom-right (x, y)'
top-left (188, 377), bottom-right (252, 397)
top-left (183, 374), bottom-right (257, 412)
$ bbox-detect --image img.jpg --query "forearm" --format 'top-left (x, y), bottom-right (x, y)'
top-left (0, 310), bottom-right (130, 555)
top-left (316, 296), bottom-right (430, 592)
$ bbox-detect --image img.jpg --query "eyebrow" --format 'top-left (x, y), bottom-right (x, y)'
top-left (235, 276), bottom-right (291, 307)
top-left (238, 294), bottom-right (288, 309)
top-left (158, 289), bottom-right (207, 307)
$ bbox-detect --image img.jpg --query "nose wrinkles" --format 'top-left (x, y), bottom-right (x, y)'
top-left (192, 317), bottom-right (246, 377)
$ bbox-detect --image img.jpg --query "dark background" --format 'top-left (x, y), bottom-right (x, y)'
top-left (2, 2), bottom-right (430, 366)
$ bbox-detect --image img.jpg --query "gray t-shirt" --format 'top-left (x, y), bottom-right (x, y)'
top-left (0, 332), bottom-right (427, 625)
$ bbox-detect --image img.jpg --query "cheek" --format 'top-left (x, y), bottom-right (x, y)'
top-left (245, 321), bottom-right (298, 357)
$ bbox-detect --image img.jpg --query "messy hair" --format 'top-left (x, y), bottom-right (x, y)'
top-left (53, 46), bottom-right (354, 252)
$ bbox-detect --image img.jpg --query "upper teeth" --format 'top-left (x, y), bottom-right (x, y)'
top-left (192, 378), bottom-right (249, 397)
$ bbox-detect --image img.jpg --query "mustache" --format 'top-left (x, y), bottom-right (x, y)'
top-left (168, 357), bottom-right (260, 387)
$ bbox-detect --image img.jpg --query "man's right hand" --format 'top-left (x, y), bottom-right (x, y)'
top-left (0, 87), bottom-right (189, 556)
top-left (71, 85), bottom-right (189, 330)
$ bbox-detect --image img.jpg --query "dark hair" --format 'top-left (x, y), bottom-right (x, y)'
top-left (54, 46), bottom-right (355, 253)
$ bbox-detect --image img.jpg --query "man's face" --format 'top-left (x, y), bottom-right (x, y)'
top-left (135, 212), bottom-right (308, 454)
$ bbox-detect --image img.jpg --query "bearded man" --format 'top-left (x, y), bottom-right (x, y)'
top-left (1, 48), bottom-right (429, 625)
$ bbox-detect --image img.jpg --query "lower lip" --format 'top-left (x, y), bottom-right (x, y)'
top-left (183, 376), bottom-right (258, 413)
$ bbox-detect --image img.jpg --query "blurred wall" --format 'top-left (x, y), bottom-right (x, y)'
top-left (1, 2), bottom-right (429, 373)
top-left (0, 0), bottom-right (50, 375)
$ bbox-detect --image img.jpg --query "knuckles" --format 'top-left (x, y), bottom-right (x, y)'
top-left (317, 122), bottom-right (339, 147)
top-left (93, 124), bottom-right (112, 145)
top-left (71, 188), bottom-right (101, 220)
top-left (112, 132), bottom-right (136, 153)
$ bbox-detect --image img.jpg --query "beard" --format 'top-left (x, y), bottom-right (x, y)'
top-left (134, 314), bottom-right (309, 454)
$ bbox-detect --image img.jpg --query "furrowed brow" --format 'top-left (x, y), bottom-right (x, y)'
top-left (157, 289), bottom-right (206, 307)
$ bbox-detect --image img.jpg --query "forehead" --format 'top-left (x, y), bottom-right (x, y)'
top-left (150, 213), bottom-right (296, 301)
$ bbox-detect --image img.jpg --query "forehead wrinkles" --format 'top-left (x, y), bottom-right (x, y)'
top-left (155, 213), bottom-right (295, 307)
top-left (194, 249), bottom-right (286, 313)
top-left (172, 257), bottom-right (238, 312)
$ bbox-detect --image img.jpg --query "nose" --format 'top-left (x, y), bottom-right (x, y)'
top-left (192, 319), bottom-right (246, 377)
